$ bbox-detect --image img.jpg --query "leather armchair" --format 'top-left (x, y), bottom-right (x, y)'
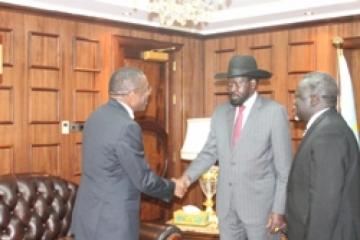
top-left (0, 174), bottom-right (76, 240)
top-left (0, 174), bottom-right (182, 240)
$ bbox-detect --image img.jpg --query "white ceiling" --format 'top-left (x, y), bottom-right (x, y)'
top-left (2, 0), bottom-right (360, 35)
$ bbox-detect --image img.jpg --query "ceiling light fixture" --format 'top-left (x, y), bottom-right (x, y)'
top-left (149, 0), bottom-right (228, 27)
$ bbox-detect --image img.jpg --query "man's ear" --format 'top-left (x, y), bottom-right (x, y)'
top-left (310, 94), bottom-right (320, 107)
top-left (250, 79), bottom-right (257, 90)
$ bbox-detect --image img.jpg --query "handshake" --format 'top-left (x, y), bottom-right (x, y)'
top-left (171, 175), bottom-right (191, 198)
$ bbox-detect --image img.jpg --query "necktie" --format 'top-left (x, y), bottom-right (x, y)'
top-left (231, 105), bottom-right (245, 147)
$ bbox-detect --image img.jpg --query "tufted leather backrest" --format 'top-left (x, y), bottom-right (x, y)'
top-left (0, 174), bottom-right (77, 240)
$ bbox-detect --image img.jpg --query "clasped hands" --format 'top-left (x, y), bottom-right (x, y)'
top-left (171, 175), bottom-right (191, 198)
top-left (266, 213), bottom-right (287, 235)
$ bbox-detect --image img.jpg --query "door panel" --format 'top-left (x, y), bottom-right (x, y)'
top-left (24, 17), bottom-right (64, 177)
top-left (0, 11), bottom-right (26, 174)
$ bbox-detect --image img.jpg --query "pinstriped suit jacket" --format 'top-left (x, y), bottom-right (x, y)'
top-left (185, 95), bottom-right (292, 224)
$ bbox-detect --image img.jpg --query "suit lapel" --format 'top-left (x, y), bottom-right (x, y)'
top-left (226, 104), bottom-right (236, 144)
top-left (108, 99), bottom-right (132, 119)
top-left (295, 108), bottom-right (335, 156)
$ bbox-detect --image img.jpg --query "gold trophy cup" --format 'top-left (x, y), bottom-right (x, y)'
top-left (199, 165), bottom-right (219, 224)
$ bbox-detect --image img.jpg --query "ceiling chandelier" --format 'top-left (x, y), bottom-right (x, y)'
top-left (149, 0), bottom-right (228, 27)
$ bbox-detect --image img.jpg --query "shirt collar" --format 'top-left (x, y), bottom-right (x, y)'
top-left (243, 91), bottom-right (258, 109)
top-left (306, 108), bottom-right (330, 130)
top-left (118, 100), bottom-right (134, 119)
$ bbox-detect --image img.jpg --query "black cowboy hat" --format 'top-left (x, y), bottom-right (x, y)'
top-left (215, 55), bottom-right (272, 79)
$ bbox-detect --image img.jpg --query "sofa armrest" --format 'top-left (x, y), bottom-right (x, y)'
top-left (140, 222), bottom-right (182, 240)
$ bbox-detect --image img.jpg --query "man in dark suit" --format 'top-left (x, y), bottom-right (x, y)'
top-left (286, 71), bottom-right (360, 240)
top-left (71, 67), bottom-right (178, 240)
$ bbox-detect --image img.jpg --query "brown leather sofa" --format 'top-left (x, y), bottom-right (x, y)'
top-left (0, 174), bottom-right (182, 240)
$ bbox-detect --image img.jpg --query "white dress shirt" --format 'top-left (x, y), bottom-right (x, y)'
top-left (234, 92), bottom-right (258, 128)
top-left (304, 108), bottom-right (330, 135)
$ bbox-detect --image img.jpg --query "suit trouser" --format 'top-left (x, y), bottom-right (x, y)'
top-left (218, 193), bottom-right (279, 240)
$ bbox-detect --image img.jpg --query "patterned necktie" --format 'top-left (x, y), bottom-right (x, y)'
top-left (231, 105), bottom-right (245, 147)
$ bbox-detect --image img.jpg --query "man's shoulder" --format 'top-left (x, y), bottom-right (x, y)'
top-left (213, 102), bottom-right (233, 115)
top-left (257, 96), bottom-right (287, 114)
top-left (87, 101), bottom-right (131, 125)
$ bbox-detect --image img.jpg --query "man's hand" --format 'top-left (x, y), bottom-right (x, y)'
top-left (172, 175), bottom-right (191, 198)
top-left (266, 213), bottom-right (286, 234)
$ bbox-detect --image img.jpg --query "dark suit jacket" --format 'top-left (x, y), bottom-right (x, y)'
top-left (71, 99), bottom-right (174, 240)
top-left (286, 108), bottom-right (360, 240)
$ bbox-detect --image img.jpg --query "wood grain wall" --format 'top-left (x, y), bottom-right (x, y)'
top-left (0, 6), bottom-right (204, 187)
top-left (0, 5), bottom-right (360, 219)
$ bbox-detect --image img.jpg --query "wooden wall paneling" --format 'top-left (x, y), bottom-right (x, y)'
top-left (288, 42), bottom-right (315, 73)
top-left (152, 32), bottom-right (172, 42)
top-left (130, 29), bottom-right (153, 40)
top-left (315, 25), bottom-right (334, 74)
top-left (0, 28), bottom-right (14, 68)
top-left (70, 23), bottom-right (103, 182)
top-left (0, 10), bottom-right (26, 173)
top-left (332, 22), bottom-right (354, 42)
top-left (204, 39), bottom-right (219, 116)
top-left (25, 14), bottom-right (64, 177)
top-left (0, 86), bottom-right (13, 124)
top-left (29, 32), bottom-right (60, 69)
top-left (236, 34), bottom-right (252, 55)
top-left (183, 37), bottom-right (205, 118)
top-left (29, 88), bottom-right (59, 123)
top-left (0, 33), bottom-right (14, 175)
top-left (0, 146), bottom-right (14, 174)
top-left (58, 19), bottom-right (76, 181)
top-left (251, 32), bottom-right (273, 99)
top-left (287, 27), bottom-right (316, 152)
top-left (73, 37), bottom-right (101, 71)
top-left (270, 30), bottom-right (289, 106)
top-left (213, 37), bottom-right (236, 109)
top-left (31, 144), bottom-right (60, 175)
top-left (100, 27), bottom-right (113, 103)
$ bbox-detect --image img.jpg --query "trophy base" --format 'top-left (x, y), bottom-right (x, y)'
top-left (209, 213), bottom-right (218, 225)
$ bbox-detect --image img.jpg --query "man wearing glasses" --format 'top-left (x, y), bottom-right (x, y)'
top-left (71, 67), bottom-right (179, 240)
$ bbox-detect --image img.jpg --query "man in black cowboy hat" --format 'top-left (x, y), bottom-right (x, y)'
top-left (177, 55), bottom-right (292, 239)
